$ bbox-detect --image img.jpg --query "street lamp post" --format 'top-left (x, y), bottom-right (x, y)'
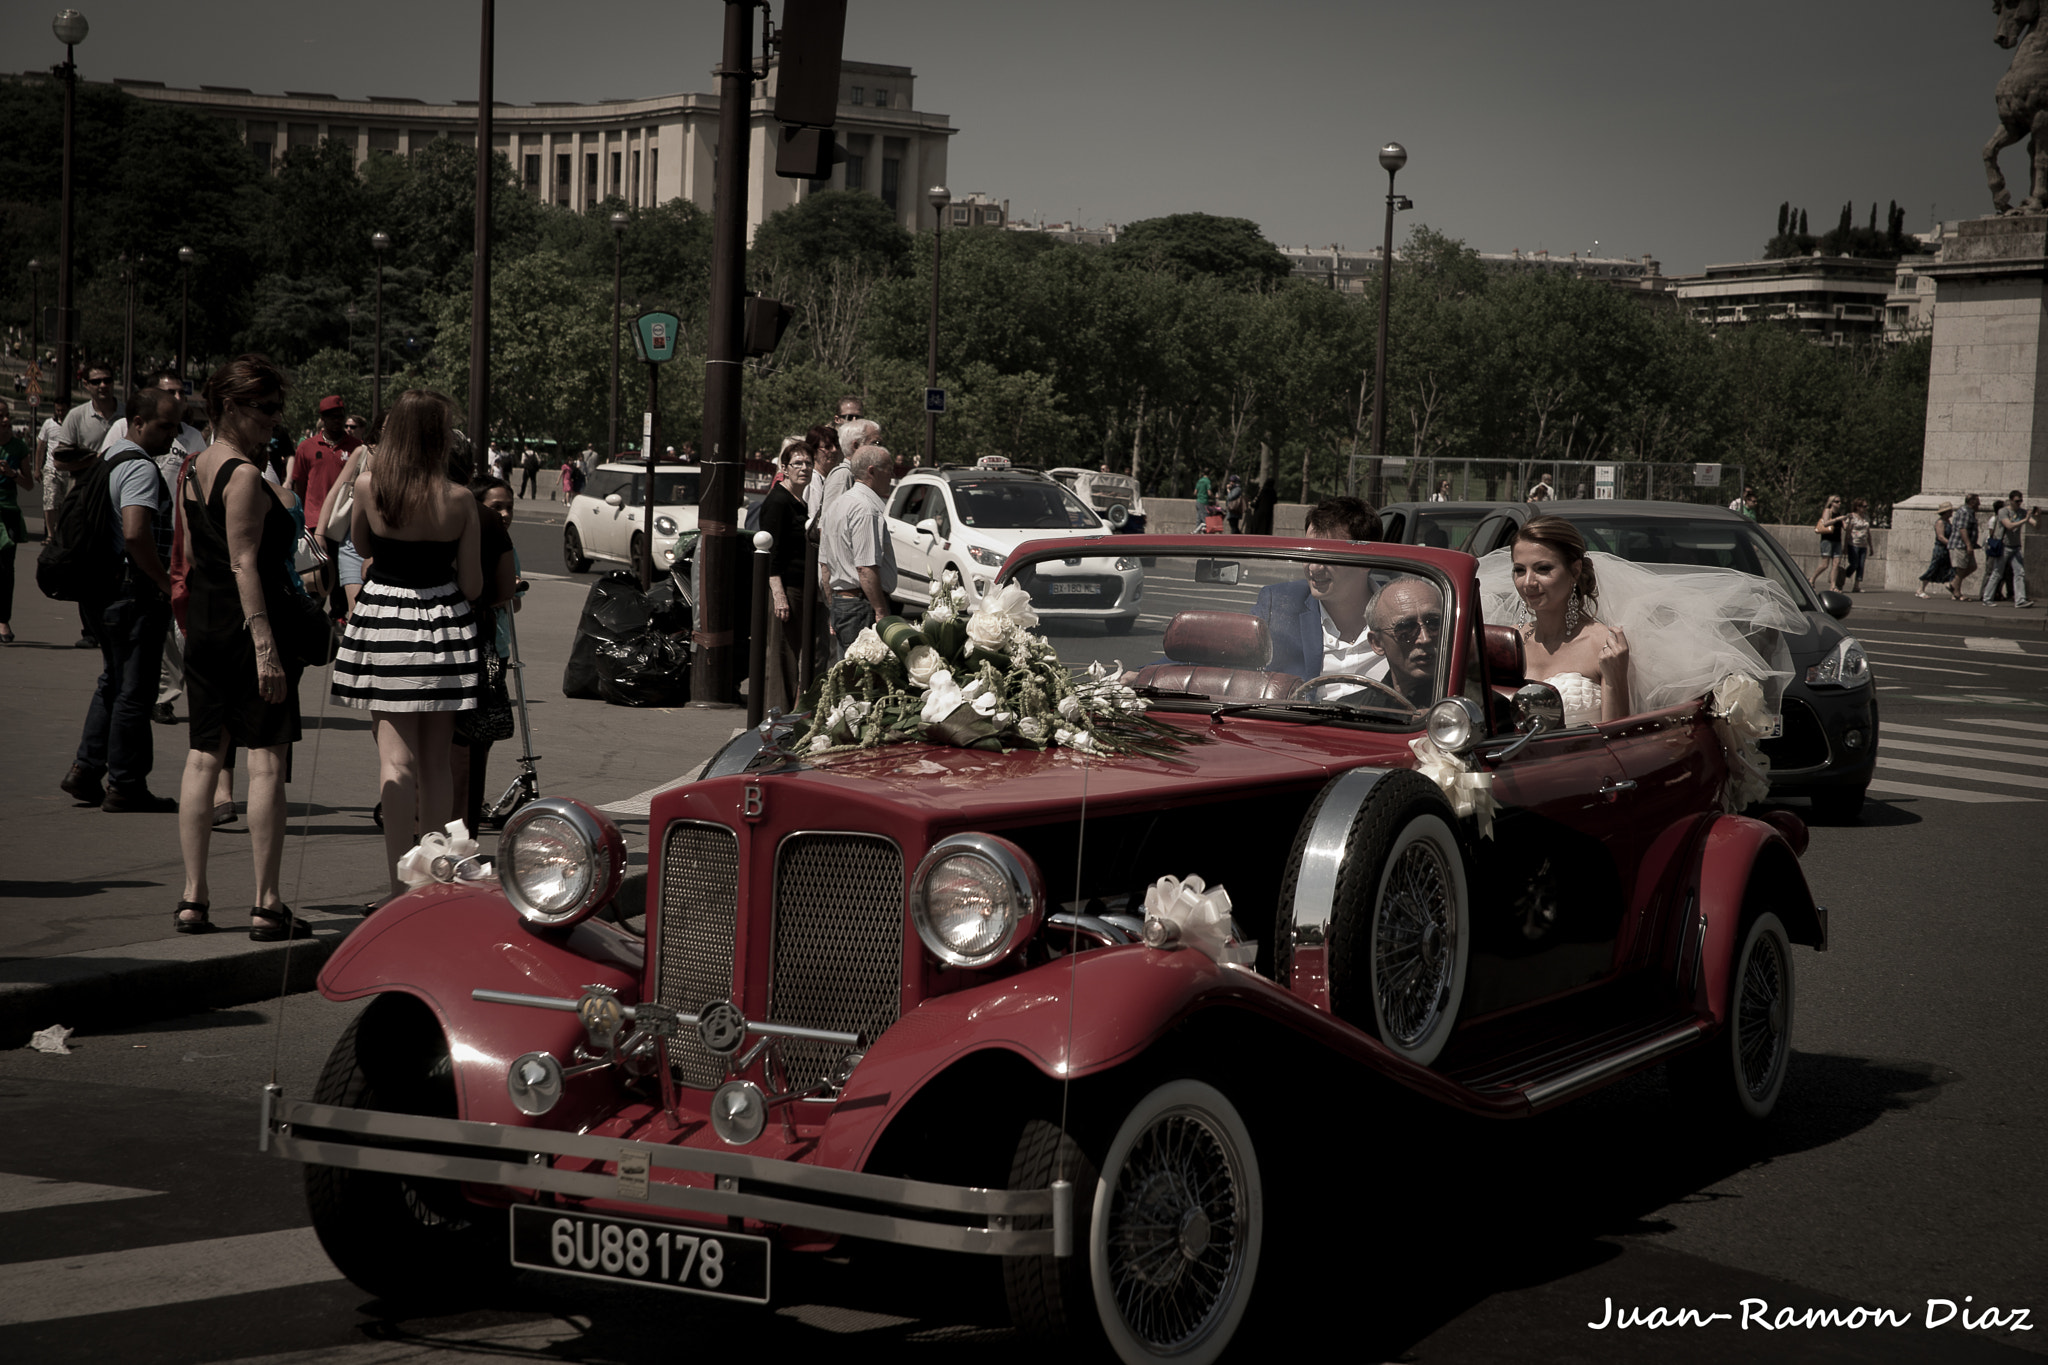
top-left (467, 0), bottom-right (496, 451)
top-left (52, 9), bottom-right (88, 418)
top-left (1367, 142), bottom-right (1410, 504)
top-left (925, 185), bottom-right (950, 468)
top-left (27, 260), bottom-right (42, 424)
top-left (119, 253), bottom-right (135, 395)
top-left (177, 246), bottom-right (193, 388)
top-left (371, 231), bottom-right (390, 416)
top-left (609, 210), bottom-right (628, 458)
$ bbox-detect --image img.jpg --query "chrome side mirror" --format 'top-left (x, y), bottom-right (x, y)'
top-left (1485, 681), bottom-right (1564, 763)
top-left (1194, 558), bottom-right (1242, 585)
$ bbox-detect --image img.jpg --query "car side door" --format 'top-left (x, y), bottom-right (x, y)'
top-left (573, 472), bottom-right (614, 559)
top-left (887, 483), bottom-right (932, 604)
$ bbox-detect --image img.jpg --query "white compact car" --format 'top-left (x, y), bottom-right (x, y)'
top-left (563, 461), bottom-right (702, 576)
top-left (884, 466), bottom-right (1144, 633)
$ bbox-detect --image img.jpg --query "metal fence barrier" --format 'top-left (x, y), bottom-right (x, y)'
top-left (1347, 456), bottom-right (1746, 509)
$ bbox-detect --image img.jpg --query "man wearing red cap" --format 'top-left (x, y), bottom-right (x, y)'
top-left (290, 395), bottom-right (360, 597)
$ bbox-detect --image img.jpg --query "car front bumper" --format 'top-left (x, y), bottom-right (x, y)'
top-left (1762, 686), bottom-right (1878, 794)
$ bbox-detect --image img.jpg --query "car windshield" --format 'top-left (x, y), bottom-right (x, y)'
top-left (995, 545), bottom-right (1454, 727)
top-left (954, 479), bottom-right (1101, 530)
top-left (1411, 509), bottom-right (1488, 550)
top-left (1567, 515), bottom-right (1814, 607)
top-left (628, 472), bottom-right (701, 506)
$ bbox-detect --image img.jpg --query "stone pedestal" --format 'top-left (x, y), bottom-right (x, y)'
top-left (1886, 215), bottom-right (2047, 591)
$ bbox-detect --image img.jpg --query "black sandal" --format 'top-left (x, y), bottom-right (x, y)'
top-left (174, 900), bottom-right (214, 934)
top-left (249, 904), bottom-right (313, 942)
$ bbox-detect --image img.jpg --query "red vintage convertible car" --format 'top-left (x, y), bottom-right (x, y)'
top-left (264, 536), bottom-right (1824, 1365)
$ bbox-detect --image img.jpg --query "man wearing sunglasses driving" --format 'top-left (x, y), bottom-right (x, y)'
top-left (1366, 576), bottom-right (1444, 710)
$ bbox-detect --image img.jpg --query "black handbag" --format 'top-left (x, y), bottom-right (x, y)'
top-left (471, 651), bottom-right (516, 741)
top-left (270, 587), bottom-right (337, 668)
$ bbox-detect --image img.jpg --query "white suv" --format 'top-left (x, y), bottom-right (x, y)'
top-left (563, 461), bottom-right (701, 576)
top-left (884, 466), bottom-right (1144, 634)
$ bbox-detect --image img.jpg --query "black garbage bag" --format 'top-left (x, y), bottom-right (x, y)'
top-left (563, 572), bottom-right (653, 699)
top-left (595, 630), bottom-right (692, 707)
top-left (643, 577), bottom-right (692, 635)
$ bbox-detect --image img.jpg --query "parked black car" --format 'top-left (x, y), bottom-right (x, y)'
top-left (1383, 498), bottom-right (1876, 821)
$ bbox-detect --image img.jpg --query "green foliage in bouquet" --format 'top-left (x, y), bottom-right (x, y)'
top-left (791, 570), bottom-right (1194, 759)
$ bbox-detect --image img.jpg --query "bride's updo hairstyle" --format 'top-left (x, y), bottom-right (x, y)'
top-left (1514, 516), bottom-right (1599, 607)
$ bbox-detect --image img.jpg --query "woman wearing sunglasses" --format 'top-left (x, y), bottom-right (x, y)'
top-left (174, 355), bottom-right (311, 941)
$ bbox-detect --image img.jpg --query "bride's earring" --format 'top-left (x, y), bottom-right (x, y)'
top-left (1565, 589), bottom-right (1581, 638)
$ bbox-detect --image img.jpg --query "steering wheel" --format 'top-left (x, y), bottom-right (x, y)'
top-left (1292, 673), bottom-right (1420, 711)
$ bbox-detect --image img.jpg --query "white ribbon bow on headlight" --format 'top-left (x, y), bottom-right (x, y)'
top-left (396, 819), bottom-right (489, 888)
top-left (1142, 874), bottom-right (1257, 966)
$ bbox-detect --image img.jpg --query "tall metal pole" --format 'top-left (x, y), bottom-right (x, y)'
top-left (925, 185), bottom-right (949, 468)
top-left (609, 211), bottom-right (628, 458)
top-left (1368, 143), bottom-right (1406, 493)
top-left (642, 360), bottom-right (659, 591)
top-left (27, 261), bottom-right (41, 426)
top-left (467, 0), bottom-right (495, 449)
top-left (371, 231), bottom-right (389, 416)
top-left (689, 0), bottom-right (753, 709)
top-left (177, 247), bottom-right (192, 386)
top-left (54, 33), bottom-right (81, 419)
top-left (119, 255), bottom-right (134, 394)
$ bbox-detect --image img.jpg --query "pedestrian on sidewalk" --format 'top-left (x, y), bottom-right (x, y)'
top-left (329, 390), bottom-right (482, 903)
top-left (1916, 502), bottom-right (1955, 599)
top-left (62, 385), bottom-right (182, 814)
top-left (175, 356), bottom-right (309, 940)
top-left (287, 396), bottom-right (360, 603)
top-left (1809, 495), bottom-right (1847, 590)
top-left (47, 361), bottom-right (122, 649)
top-left (518, 445), bottom-right (540, 499)
top-left (0, 399), bottom-right (30, 645)
top-left (1843, 498), bottom-right (1872, 592)
top-left (1948, 494), bottom-right (1982, 601)
top-left (1982, 490), bottom-right (2037, 608)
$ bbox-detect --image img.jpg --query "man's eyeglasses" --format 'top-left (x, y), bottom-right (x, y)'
top-left (1378, 613), bottom-right (1443, 646)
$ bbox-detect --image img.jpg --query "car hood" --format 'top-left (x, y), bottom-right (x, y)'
top-left (783, 715), bottom-right (1408, 823)
top-left (965, 522), bottom-right (1111, 549)
top-left (1786, 609), bottom-right (1845, 668)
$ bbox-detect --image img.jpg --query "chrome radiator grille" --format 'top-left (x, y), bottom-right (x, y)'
top-left (770, 834), bottom-right (905, 1091)
top-left (657, 822), bottom-right (739, 1089)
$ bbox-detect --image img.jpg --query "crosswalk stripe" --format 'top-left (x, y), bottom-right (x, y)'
top-left (1885, 721), bottom-right (2048, 751)
top-left (0, 1226), bottom-right (342, 1326)
top-left (1942, 716), bottom-right (2048, 735)
top-left (1865, 646), bottom-right (2048, 674)
top-left (1862, 657), bottom-right (1975, 676)
top-left (0, 1172), bottom-right (163, 1214)
top-left (1867, 778), bottom-right (2040, 804)
top-left (1881, 738), bottom-right (2048, 768)
top-left (1963, 636), bottom-right (2030, 654)
top-left (1875, 756), bottom-right (2048, 789)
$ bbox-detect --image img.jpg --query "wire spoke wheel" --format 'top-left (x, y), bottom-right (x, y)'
top-left (1373, 835), bottom-right (1456, 1048)
top-left (1092, 1081), bottom-right (1261, 1364)
top-left (1735, 922), bottom-right (1790, 1102)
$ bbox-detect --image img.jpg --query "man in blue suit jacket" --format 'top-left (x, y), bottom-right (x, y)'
top-left (1252, 496), bottom-right (1384, 685)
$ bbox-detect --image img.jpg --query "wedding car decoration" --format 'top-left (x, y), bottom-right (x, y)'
top-left (395, 819), bottom-right (490, 888)
top-left (1140, 873), bottom-right (1258, 966)
top-left (793, 570), bottom-right (1188, 758)
top-left (1710, 673), bottom-right (1775, 812)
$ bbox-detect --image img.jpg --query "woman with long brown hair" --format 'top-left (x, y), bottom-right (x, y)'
top-left (330, 390), bottom-right (482, 900)
top-left (1506, 516), bottom-right (1631, 726)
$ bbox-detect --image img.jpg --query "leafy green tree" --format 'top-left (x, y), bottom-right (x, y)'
top-left (422, 249), bottom-right (608, 447)
top-left (283, 347), bottom-right (370, 434)
top-left (1107, 213), bottom-right (1292, 292)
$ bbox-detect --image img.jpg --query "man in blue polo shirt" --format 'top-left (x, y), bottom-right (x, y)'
top-left (60, 388), bottom-right (181, 813)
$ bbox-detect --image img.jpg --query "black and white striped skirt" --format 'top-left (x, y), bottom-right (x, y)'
top-left (330, 580), bottom-right (480, 712)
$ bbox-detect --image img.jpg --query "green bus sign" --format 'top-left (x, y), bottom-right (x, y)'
top-left (631, 311), bottom-right (682, 364)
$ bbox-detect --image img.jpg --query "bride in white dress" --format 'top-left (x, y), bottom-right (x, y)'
top-left (1477, 516), bottom-right (1807, 729)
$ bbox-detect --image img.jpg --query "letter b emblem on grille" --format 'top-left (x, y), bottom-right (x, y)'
top-left (697, 1000), bottom-right (748, 1056)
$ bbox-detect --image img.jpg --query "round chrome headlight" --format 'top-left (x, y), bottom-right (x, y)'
top-left (1426, 696), bottom-right (1485, 755)
top-left (910, 833), bottom-right (1044, 969)
top-left (497, 798), bottom-right (624, 928)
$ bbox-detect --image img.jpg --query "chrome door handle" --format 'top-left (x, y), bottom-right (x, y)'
top-left (1598, 779), bottom-right (1637, 796)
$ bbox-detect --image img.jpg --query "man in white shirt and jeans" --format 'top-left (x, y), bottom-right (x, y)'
top-left (820, 446), bottom-right (897, 650)
top-left (1983, 489), bottom-right (2038, 608)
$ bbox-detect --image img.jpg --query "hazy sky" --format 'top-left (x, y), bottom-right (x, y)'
top-left (5, 0), bottom-right (2021, 274)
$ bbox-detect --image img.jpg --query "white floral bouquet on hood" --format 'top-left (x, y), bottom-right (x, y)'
top-left (792, 569), bottom-right (1192, 759)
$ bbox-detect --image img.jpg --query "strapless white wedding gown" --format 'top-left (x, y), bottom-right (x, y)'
top-left (1540, 673), bottom-right (1603, 727)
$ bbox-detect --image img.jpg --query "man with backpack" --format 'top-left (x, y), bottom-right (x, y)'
top-left (47, 361), bottom-right (123, 648)
top-left (53, 388), bottom-right (182, 813)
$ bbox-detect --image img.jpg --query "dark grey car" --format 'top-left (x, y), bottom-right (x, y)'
top-left (1398, 499), bottom-right (1877, 821)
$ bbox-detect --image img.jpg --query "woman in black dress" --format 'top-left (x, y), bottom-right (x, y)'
top-left (175, 355), bottom-right (310, 940)
top-left (759, 437), bottom-right (815, 710)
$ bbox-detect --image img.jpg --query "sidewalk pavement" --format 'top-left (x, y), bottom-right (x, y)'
top-left (1, 507), bottom-right (748, 1048)
top-left (1822, 585), bottom-right (2048, 634)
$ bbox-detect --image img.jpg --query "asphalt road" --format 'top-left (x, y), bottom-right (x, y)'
top-left (3, 558), bottom-right (2043, 1362)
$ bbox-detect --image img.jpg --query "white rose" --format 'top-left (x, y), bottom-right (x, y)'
top-left (845, 627), bottom-right (890, 665)
top-left (809, 735), bottom-right (832, 753)
top-left (995, 711), bottom-right (1015, 726)
top-left (1017, 716), bottom-right (1047, 742)
top-left (941, 568), bottom-right (960, 587)
top-left (971, 691), bottom-right (999, 717)
top-left (904, 645), bottom-right (943, 687)
top-left (965, 608), bottom-right (1010, 651)
top-left (920, 670), bottom-right (963, 724)
top-left (1065, 729), bottom-right (1095, 752)
top-left (1057, 694), bottom-right (1083, 721)
top-left (925, 600), bottom-right (954, 624)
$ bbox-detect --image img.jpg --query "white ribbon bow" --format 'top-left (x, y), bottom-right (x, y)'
top-left (1142, 874), bottom-right (1257, 966)
top-left (396, 820), bottom-right (489, 888)
top-left (1409, 736), bottom-right (1498, 840)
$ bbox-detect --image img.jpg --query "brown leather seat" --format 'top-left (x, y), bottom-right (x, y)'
top-left (1129, 611), bottom-right (1302, 701)
top-left (1482, 623), bottom-right (1525, 685)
